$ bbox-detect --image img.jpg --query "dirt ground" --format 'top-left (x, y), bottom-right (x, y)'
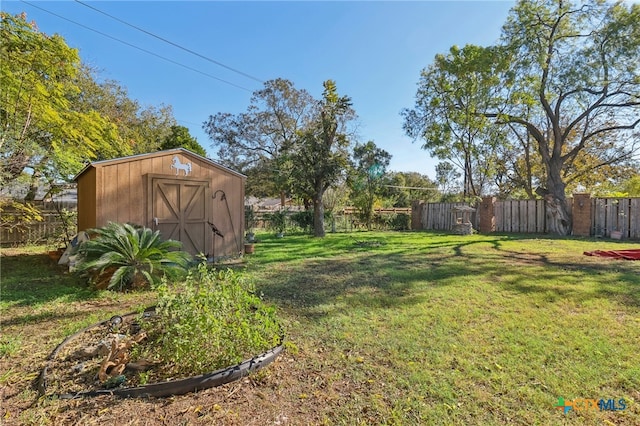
top-left (0, 252), bottom-right (349, 426)
top-left (0, 302), bottom-right (339, 426)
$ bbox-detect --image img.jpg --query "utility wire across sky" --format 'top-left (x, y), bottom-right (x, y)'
top-left (19, 0), bottom-right (256, 92)
top-left (73, 0), bottom-right (265, 84)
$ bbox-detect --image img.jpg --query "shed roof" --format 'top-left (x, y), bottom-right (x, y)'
top-left (73, 148), bottom-right (246, 181)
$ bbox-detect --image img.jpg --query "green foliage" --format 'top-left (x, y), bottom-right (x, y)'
top-left (245, 205), bottom-right (257, 233)
top-left (289, 80), bottom-right (356, 237)
top-left (290, 210), bottom-right (314, 233)
top-left (146, 264), bottom-right (282, 375)
top-left (204, 78), bottom-right (316, 195)
top-left (403, 0), bottom-right (640, 229)
top-left (264, 209), bottom-right (288, 234)
top-left (49, 206), bottom-right (77, 249)
top-left (74, 222), bottom-right (191, 291)
top-left (389, 213), bottom-right (410, 231)
top-left (1, 13), bottom-right (122, 184)
top-left (159, 125), bottom-right (206, 157)
top-left (620, 175), bottom-right (640, 197)
top-left (1, 12), bottom-right (180, 188)
top-left (347, 141), bottom-right (392, 230)
top-left (0, 335), bottom-right (21, 358)
top-left (204, 79), bottom-right (357, 236)
top-left (73, 67), bottom-right (176, 157)
top-left (0, 199), bottom-right (43, 235)
top-left (403, 44), bottom-right (509, 198)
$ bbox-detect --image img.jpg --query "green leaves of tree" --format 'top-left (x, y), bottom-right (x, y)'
top-left (347, 141), bottom-right (391, 229)
top-left (403, 0), bottom-right (640, 223)
top-left (1, 12), bottom-right (179, 192)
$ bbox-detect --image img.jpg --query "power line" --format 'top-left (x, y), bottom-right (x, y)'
top-left (19, 0), bottom-right (254, 92)
top-left (384, 185), bottom-right (438, 191)
top-left (73, 0), bottom-right (264, 84)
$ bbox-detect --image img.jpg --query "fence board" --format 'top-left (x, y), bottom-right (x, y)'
top-left (631, 199), bottom-right (640, 240)
top-left (527, 201), bottom-right (535, 233)
top-left (415, 202), bottom-right (478, 231)
top-left (494, 199), bottom-right (544, 233)
top-left (620, 199), bottom-right (630, 237)
top-left (505, 201), bottom-right (513, 232)
top-left (1, 201), bottom-right (77, 246)
top-left (413, 197), bottom-right (637, 239)
top-left (590, 197), bottom-right (640, 239)
top-left (495, 202), bottom-right (503, 232)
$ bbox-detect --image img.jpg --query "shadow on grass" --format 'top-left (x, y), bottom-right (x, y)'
top-left (254, 232), bottom-right (640, 317)
top-left (0, 309), bottom-right (94, 327)
top-left (1, 252), bottom-right (96, 307)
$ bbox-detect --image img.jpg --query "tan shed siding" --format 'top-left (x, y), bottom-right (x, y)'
top-left (76, 149), bottom-right (245, 258)
top-left (207, 166), bottom-right (245, 257)
top-left (152, 156), bottom-right (163, 174)
top-left (116, 162), bottom-right (129, 223)
top-left (100, 164), bottom-right (119, 227)
top-left (95, 165), bottom-right (105, 227)
top-left (129, 159), bottom-right (144, 226)
top-left (77, 167), bottom-right (97, 231)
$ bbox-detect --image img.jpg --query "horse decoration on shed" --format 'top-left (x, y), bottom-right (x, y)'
top-left (171, 156), bottom-right (192, 176)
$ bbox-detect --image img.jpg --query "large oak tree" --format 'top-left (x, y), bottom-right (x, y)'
top-left (204, 79), bottom-right (356, 237)
top-left (203, 78), bottom-right (316, 198)
top-left (404, 0), bottom-right (640, 234)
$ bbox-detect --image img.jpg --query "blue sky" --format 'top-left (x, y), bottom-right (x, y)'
top-left (4, 1), bottom-right (517, 178)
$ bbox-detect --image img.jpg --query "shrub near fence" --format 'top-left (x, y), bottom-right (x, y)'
top-left (0, 201), bottom-right (77, 246)
top-left (251, 207), bottom-right (412, 233)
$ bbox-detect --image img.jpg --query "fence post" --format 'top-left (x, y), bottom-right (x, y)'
top-left (479, 196), bottom-right (496, 233)
top-left (411, 200), bottom-right (424, 230)
top-left (572, 193), bottom-right (592, 237)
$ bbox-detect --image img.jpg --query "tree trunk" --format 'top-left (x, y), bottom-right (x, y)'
top-left (24, 170), bottom-right (43, 201)
top-left (544, 161), bottom-right (571, 235)
top-left (3, 152), bottom-right (31, 185)
top-left (313, 180), bottom-right (325, 237)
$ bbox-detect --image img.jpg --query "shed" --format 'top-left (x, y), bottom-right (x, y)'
top-left (74, 149), bottom-right (246, 258)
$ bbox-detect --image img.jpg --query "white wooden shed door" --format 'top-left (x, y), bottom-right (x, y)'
top-left (148, 177), bottom-right (209, 255)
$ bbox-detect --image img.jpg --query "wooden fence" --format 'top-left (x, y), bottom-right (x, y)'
top-left (2, 197), bottom-right (638, 245)
top-left (1, 201), bottom-right (77, 246)
top-left (495, 199), bottom-right (545, 233)
top-left (415, 202), bottom-right (477, 231)
top-left (591, 197), bottom-right (640, 239)
top-left (413, 196), bottom-right (639, 240)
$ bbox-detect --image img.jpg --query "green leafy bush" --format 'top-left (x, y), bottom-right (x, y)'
top-left (390, 213), bottom-right (411, 230)
top-left (290, 210), bottom-right (313, 232)
top-left (145, 264), bottom-right (282, 376)
top-left (74, 222), bottom-right (191, 291)
top-left (264, 210), bottom-right (287, 234)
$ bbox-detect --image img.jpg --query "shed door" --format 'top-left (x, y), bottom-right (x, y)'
top-left (149, 177), bottom-right (209, 255)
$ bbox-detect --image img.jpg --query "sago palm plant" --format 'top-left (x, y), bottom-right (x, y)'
top-left (74, 222), bottom-right (192, 291)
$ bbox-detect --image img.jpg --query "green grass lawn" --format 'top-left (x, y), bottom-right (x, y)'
top-left (246, 231), bottom-right (640, 425)
top-left (1, 231), bottom-right (639, 425)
